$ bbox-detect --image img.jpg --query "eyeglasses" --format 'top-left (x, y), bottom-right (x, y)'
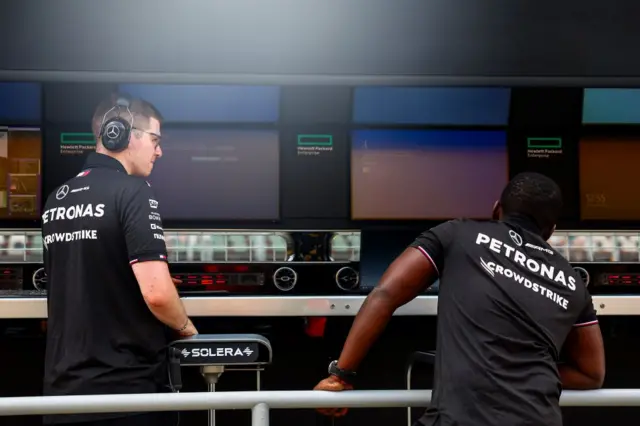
top-left (132, 127), bottom-right (162, 148)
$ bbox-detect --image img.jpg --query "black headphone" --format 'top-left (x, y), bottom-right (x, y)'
top-left (99, 95), bottom-right (134, 152)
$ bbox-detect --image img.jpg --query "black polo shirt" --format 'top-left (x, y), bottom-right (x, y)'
top-left (42, 153), bottom-right (171, 424)
top-left (412, 217), bottom-right (597, 426)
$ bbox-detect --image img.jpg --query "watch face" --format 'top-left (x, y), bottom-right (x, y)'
top-left (328, 360), bottom-right (338, 374)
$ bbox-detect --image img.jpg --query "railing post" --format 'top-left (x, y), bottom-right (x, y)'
top-left (252, 402), bottom-right (269, 426)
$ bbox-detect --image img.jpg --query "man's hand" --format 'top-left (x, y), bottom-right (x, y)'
top-left (313, 247), bottom-right (437, 418)
top-left (313, 375), bottom-right (353, 417)
top-left (172, 277), bottom-right (182, 286)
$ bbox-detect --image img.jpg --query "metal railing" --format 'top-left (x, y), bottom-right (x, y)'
top-left (2, 389), bottom-right (640, 426)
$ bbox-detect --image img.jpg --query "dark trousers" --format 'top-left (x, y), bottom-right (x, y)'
top-left (54, 412), bottom-right (179, 426)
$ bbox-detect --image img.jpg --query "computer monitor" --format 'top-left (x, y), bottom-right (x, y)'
top-left (148, 128), bottom-right (280, 221)
top-left (44, 83), bottom-right (282, 222)
top-left (0, 127), bottom-right (42, 219)
top-left (579, 136), bottom-right (640, 221)
top-left (351, 129), bottom-right (508, 220)
top-left (580, 88), bottom-right (640, 221)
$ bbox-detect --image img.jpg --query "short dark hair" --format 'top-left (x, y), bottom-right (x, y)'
top-left (499, 172), bottom-right (563, 230)
top-left (91, 93), bottom-right (163, 139)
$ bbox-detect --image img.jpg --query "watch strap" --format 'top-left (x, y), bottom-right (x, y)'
top-left (328, 360), bottom-right (356, 383)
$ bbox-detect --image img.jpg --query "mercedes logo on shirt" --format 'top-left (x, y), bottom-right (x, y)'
top-left (106, 123), bottom-right (121, 139)
top-left (56, 185), bottom-right (69, 200)
top-left (508, 230), bottom-right (523, 247)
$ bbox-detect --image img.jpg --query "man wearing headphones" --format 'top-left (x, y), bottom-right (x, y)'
top-left (41, 94), bottom-right (197, 426)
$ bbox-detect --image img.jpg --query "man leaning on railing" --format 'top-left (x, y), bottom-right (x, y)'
top-left (314, 173), bottom-right (605, 426)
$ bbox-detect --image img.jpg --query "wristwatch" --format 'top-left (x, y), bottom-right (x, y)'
top-left (328, 360), bottom-right (357, 383)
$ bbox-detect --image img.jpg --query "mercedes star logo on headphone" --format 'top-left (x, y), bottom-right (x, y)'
top-left (105, 123), bottom-right (121, 140)
top-left (99, 95), bottom-right (134, 152)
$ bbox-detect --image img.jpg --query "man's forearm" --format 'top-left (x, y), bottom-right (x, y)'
top-left (337, 289), bottom-right (396, 372)
top-left (145, 287), bottom-right (190, 331)
top-left (559, 363), bottom-right (604, 390)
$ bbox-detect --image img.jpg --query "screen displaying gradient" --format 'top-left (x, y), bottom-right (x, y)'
top-left (351, 130), bottom-right (508, 220)
top-left (148, 129), bottom-right (279, 221)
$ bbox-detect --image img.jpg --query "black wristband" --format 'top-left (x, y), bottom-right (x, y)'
top-left (328, 360), bottom-right (356, 383)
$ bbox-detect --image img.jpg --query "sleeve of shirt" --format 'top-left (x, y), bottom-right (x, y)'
top-left (574, 290), bottom-right (598, 327)
top-left (408, 220), bottom-right (459, 276)
top-left (119, 180), bottom-right (168, 265)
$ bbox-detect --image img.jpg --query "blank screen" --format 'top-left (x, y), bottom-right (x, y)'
top-left (148, 129), bottom-right (280, 221)
top-left (351, 130), bottom-right (508, 220)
